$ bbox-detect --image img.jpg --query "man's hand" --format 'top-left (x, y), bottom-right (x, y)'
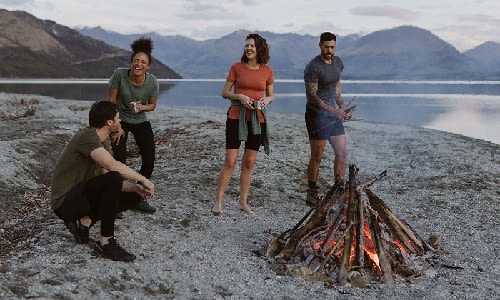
top-left (135, 183), bottom-right (152, 199)
top-left (111, 127), bottom-right (125, 145)
top-left (138, 179), bottom-right (155, 199)
top-left (329, 107), bottom-right (348, 120)
top-left (344, 106), bottom-right (356, 120)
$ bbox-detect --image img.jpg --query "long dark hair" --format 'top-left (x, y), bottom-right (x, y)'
top-left (130, 36), bottom-right (153, 64)
top-left (240, 33), bottom-right (270, 64)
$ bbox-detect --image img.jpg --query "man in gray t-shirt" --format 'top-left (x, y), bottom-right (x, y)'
top-left (303, 32), bottom-right (352, 207)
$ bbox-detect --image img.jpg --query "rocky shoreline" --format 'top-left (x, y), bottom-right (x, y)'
top-left (0, 93), bottom-right (498, 299)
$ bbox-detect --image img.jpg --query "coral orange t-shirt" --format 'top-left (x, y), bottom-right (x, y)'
top-left (226, 62), bottom-right (274, 122)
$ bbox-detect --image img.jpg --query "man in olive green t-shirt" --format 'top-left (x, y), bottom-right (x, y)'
top-left (51, 101), bottom-right (155, 262)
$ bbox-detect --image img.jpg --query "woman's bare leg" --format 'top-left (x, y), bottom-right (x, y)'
top-left (239, 149), bottom-right (258, 216)
top-left (213, 149), bottom-right (239, 214)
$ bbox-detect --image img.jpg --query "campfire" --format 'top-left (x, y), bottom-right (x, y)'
top-left (266, 165), bottom-right (440, 287)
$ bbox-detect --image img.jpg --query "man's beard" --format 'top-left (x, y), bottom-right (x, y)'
top-left (321, 53), bottom-right (333, 59)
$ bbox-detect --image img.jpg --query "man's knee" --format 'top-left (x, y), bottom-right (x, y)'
top-left (104, 171), bottom-right (124, 188)
top-left (310, 150), bottom-right (324, 164)
top-left (335, 149), bottom-right (348, 161)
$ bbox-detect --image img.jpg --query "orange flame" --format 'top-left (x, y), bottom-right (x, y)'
top-left (363, 224), bottom-right (380, 267)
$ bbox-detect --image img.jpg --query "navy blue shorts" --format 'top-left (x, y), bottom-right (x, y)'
top-left (305, 110), bottom-right (345, 140)
top-left (226, 119), bottom-right (265, 151)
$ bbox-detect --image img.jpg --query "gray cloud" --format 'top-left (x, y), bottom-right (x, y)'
top-left (0, 0), bottom-right (34, 5)
top-left (179, 0), bottom-right (233, 20)
top-left (457, 13), bottom-right (500, 26)
top-left (241, 0), bottom-right (257, 5)
top-left (351, 5), bottom-right (418, 21)
top-left (432, 14), bottom-right (500, 51)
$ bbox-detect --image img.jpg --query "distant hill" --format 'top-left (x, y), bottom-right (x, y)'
top-left (0, 9), bottom-right (181, 79)
top-left (463, 41), bottom-right (500, 77)
top-left (341, 26), bottom-right (474, 79)
top-left (80, 26), bottom-right (500, 80)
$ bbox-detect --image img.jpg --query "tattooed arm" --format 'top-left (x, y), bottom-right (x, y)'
top-left (305, 82), bottom-right (347, 120)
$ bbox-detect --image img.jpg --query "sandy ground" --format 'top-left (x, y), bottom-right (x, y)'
top-left (0, 93), bottom-right (498, 299)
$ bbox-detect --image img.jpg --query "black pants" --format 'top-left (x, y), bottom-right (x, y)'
top-left (112, 121), bottom-right (155, 179)
top-left (54, 171), bottom-right (141, 237)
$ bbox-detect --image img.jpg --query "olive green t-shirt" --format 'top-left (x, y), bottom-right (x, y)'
top-left (108, 67), bottom-right (160, 124)
top-left (50, 127), bottom-right (112, 210)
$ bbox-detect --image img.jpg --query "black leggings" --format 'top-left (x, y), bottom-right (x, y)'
top-left (54, 171), bottom-right (141, 237)
top-left (112, 121), bottom-right (155, 179)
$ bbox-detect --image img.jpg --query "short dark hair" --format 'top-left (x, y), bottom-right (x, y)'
top-left (89, 101), bottom-right (118, 128)
top-left (320, 32), bottom-right (337, 43)
top-left (241, 33), bottom-right (271, 64)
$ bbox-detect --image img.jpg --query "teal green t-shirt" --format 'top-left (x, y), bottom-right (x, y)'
top-left (109, 67), bottom-right (160, 124)
top-left (50, 127), bottom-right (112, 210)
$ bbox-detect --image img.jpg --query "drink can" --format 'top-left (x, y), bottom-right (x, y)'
top-left (254, 100), bottom-right (260, 110)
top-left (130, 102), bottom-right (140, 113)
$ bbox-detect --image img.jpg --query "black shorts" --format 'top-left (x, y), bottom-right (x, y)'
top-left (226, 119), bottom-right (265, 151)
top-left (305, 110), bottom-right (345, 140)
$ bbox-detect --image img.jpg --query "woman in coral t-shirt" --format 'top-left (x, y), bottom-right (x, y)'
top-left (212, 33), bottom-right (275, 217)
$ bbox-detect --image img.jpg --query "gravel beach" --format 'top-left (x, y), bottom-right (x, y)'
top-left (0, 93), bottom-right (498, 299)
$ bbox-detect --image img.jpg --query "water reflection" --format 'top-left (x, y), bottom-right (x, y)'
top-left (0, 82), bottom-right (173, 101)
top-left (424, 102), bottom-right (500, 144)
top-left (0, 80), bottom-right (499, 145)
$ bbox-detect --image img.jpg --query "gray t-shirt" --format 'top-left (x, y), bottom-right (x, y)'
top-left (304, 55), bottom-right (344, 113)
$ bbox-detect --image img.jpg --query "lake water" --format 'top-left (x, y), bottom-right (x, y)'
top-left (1, 79), bottom-right (499, 144)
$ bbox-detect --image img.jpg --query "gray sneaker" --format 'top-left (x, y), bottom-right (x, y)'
top-left (134, 200), bottom-right (156, 214)
top-left (306, 189), bottom-right (322, 207)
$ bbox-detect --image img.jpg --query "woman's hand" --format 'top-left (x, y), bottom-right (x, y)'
top-left (239, 94), bottom-right (254, 109)
top-left (136, 102), bottom-right (146, 112)
top-left (259, 96), bottom-right (273, 109)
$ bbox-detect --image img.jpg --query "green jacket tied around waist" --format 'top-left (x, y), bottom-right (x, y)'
top-left (231, 100), bottom-right (270, 155)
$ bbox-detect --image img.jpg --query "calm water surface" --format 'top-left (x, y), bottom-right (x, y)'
top-left (1, 79), bottom-right (499, 144)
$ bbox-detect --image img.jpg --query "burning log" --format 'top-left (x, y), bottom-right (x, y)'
top-left (274, 187), bottom-right (345, 260)
top-left (266, 165), bottom-right (438, 286)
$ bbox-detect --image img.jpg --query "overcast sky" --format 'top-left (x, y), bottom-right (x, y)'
top-left (1, 0), bottom-right (499, 52)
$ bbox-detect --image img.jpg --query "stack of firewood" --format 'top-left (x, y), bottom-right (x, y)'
top-left (267, 165), bottom-right (439, 287)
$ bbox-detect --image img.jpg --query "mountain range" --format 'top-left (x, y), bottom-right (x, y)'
top-left (1, 8), bottom-right (499, 80)
top-left (79, 26), bottom-right (500, 80)
top-left (0, 9), bottom-right (180, 79)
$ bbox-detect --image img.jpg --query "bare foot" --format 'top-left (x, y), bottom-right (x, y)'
top-left (240, 205), bottom-right (256, 217)
top-left (211, 203), bottom-right (223, 216)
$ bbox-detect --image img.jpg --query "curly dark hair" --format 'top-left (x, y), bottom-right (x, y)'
top-left (240, 33), bottom-right (270, 64)
top-left (130, 36), bottom-right (154, 64)
top-left (89, 101), bottom-right (118, 128)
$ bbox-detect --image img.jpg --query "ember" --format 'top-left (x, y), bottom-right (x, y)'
top-left (267, 165), bottom-right (439, 287)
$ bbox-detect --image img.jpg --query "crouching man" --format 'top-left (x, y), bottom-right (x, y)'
top-left (50, 101), bottom-right (155, 262)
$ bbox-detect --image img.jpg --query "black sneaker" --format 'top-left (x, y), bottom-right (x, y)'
top-left (92, 237), bottom-right (136, 262)
top-left (134, 200), bottom-right (156, 214)
top-left (306, 189), bottom-right (322, 207)
top-left (64, 219), bottom-right (90, 244)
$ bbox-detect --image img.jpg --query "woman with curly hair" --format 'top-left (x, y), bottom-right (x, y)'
top-left (212, 33), bottom-right (275, 217)
top-left (108, 37), bottom-right (159, 214)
